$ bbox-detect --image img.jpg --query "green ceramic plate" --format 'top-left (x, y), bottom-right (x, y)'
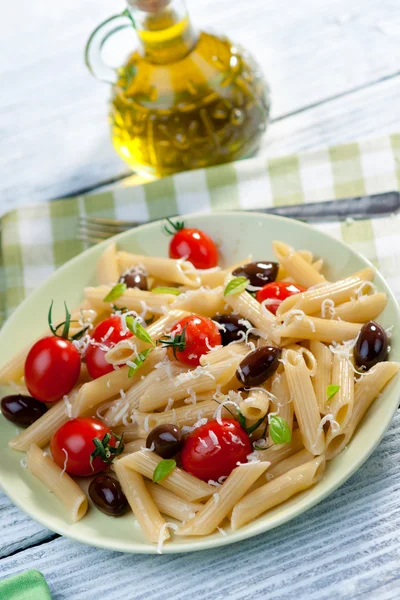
top-left (0, 212), bottom-right (399, 554)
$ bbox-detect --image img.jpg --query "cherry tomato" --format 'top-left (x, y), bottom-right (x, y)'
top-left (181, 419), bottom-right (252, 481)
top-left (86, 316), bottom-right (133, 379)
top-left (24, 336), bottom-right (81, 403)
top-left (256, 281), bottom-right (306, 315)
top-left (50, 417), bottom-right (117, 477)
top-left (168, 315), bottom-right (221, 366)
top-left (169, 227), bottom-right (218, 269)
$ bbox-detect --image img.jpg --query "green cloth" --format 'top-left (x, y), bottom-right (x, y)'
top-left (1, 134), bottom-right (400, 326)
top-left (0, 570), bottom-right (51, 600)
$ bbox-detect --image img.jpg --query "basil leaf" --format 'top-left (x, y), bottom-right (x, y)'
top-left (269, 416), bottom-right (292, 445)
top-left (153, 459), bottom-right (176, 483)
top-left (327, 384), bottom-right (340, 402)
top-left (126, 317), bottom-right (155, 346)
top-left (128, 348), bottom-right (153, 378)
top-left (224, 277), bottom-right (248, 297)
top-left (152, 287), bottom-right (181, 296)
top-left (103, 282), bottom-right (127, 303)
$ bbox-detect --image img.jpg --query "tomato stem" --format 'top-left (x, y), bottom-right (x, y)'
top-left (157, 324), bottom-right (188, 359)
top-left (47, 300), bottom-right (89, 342)
top-left (163, 217), bottom-right (185, 236)
top-left (90, 432), bottom-right (124, 468)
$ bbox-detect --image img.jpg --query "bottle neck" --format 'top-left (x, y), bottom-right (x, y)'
top-left (128, 0), bottom-right (197, 64)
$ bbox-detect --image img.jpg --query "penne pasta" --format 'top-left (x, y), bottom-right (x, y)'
top-left (114, 462), bottom-right (169, 543)
top-left (119, 451), bottom-right (214, 502)
top-left (310, 341), bottom-right (332, 414)
top-left (171, 287), bottom-right (226, 317)
top-left (266, 448), bottom-right (314, 480)
top-left (239, 388), bottom-right (270, 420)
top-left (257, 429), bottom-right (304, 465)
top-left (231, 455), bottom-right (326, 529)
top-left (146, 482), bottom-right (203, 521)
top-left (283, 350), bottom-right (325, 454)
top-left (333, 293), bottom-right (388, 323)
top-left (117, 252), bottom-right (201, 288)
top-left (269, 369), bottom-right (294, 437)
top-left (199, 343), bottom-right (248, 366)
top-left (96, 242), bottom-right (120, 286)
top-left (177, 462), bottom-right (270, 536)
top-left (279, 315), bottom-right (361, 343)
top-left (84, 285), bottom-right (176, 315)
top-left (27, 443), bottom-right (88, 523)
top-left (325, 362), bottom-right (400, 459)
top-left (328, 348), bottom-right (354, 429)
top-left (272, 241), bottom-right (325, 289)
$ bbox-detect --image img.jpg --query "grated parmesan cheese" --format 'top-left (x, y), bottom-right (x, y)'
top-left (176, 365), bottom-right (215, 385)
top-left (213, 493), bottom-right (220, 504)
top-left (321, 299), bottom-right (336, 320)
top-left (157, 522), bottom-right (178, 554)
top-left (281, 309), bottom-right (316, 332)
top-left (63, 395), bottom-right (72, 418)
top-left (60, 449), bottom-right (68, 478)
top-left (20, 457), bottom-right (28, 469)
top-left (217, 526), bottom-right (227, 536)
top-left (354, 281), bottom-right (377, 298)
top-left (317, 413), bottom-right (340, 435)
top-left (209, 430), bottom-right (221, 448)
top-left (164, 398), bottom-right (175, 412)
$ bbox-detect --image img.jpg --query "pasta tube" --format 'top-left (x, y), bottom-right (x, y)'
top-left (117, 252), bottom-right (200, 288)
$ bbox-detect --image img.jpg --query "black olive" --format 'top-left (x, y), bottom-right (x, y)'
top-left (1, 394), bottom-right (47, 428)
top-left (236, 346), bottom-right (281, 387)
top-left (146, 424), bottom-right (184, 459)
top-left (212, 314), bottom-right (252, 346)
top-left (354, 321), bottom-right (388, 370)
top-left (120, 271), bottom-right (148, 291)
top-left (89, 475), bottom-right (128, 517)
top-left (232, 261), bottom-right (279, 288)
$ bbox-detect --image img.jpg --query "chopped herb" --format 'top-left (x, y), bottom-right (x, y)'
top-left (152, 287), bottom-right (182, 296)
top-left (153, 459), bottom-right (176, 482)
top-left (126, 317), bottom-right (155, 346)
top-left (128, 348), bottom-right (153, 378)
top-left (327, 384), bottom-right (340, 402)
top-left (103, 282), bottom-right (127, 303)
top-left (269, 416), bottom-right (292, 445)
top-left (224, 277), bottom-right (248, 297)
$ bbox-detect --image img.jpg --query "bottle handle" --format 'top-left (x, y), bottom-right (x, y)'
top-left (84, 9), bottom-right (136, 84)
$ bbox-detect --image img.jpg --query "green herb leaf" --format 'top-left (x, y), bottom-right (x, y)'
top-left (224, 277), bottom-right (248, 297)
top-left (126, 317), bottom-right (155, 346)
top-left (152, 287), bottom-right (182, 296)
top-left (269, 416), bottom-right (292, 445)
top-left (153, 459), bottom-right (176, 483)
top-left (128, 348), bottom-right (153, 378)
top-left (327, 384), bottom-right (341, 402)
top-left (103, 282), bottom-right (127, 303)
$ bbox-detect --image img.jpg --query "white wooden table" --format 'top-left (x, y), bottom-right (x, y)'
top-left (1, 0), bottom-right (400, 597)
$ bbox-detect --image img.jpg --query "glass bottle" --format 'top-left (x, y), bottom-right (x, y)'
top-left (86, 0), bottom-right (270, 178)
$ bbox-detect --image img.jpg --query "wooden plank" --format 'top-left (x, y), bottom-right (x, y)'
top-left (1, 412), bottom-right (400, 598)
top-left (1, 0), bottom-right (400, 211)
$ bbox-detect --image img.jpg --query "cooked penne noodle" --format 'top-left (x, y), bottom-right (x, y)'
top-left (269, 369), bottom-right (294, 437)
top-left (332, 293), bottom-right (388, 323)
top-left (119, 451), bottom-right (214, 502)
top-left (199, 343), bottom-right (248, 366)
top-left (266, 448), bottom-right (314, 480)
top-left (310, 341), bottom-right (332, 414)
top-left (312, 258), bottom-right (324, 273)
top-left (325, 362), bottom-right (400, 459)
top-left (283, 350), bottom-right (325, 454)
top-left (272, 241), bottom-right (325, 289)
top-left (146, 482), bottom-right (203, 521)
top-left (0, 343), bottom-right (31, 385)
top-left (177, 462), bottom-right (270, 536)
top-left (276, 267), bottom-right (375, 317)
top-left (114, 462), bottom-right (169, 543)
top-left (27, 443), bottom-right (88, 523)
top-left (257, 429), bottom-right (304, 465)
top-left (117, 252), bottom-right (201, 288)
top-left (96, 242), bottom-right (120, 285)
top-left (138, 357), bottom-right (243, 412)
top-left (196, 267), bottom-right (226, 288)
top-left (171, 286), bottom-right (226, 317)
top-left (239, 388), bottom-right (270, 420)
top-left (328, 348), bottom-right (354, 429)
top-left (223, 283), bottom-right (280, 345)
top-left (231, 455), bottom-right (326, 529)
top-left (84, 285), bottom-right (176, 315)
top-left (279, 315), bottom-right (361, 343)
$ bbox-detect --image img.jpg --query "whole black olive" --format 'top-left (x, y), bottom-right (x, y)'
top-left (89, 475), bottom-right (128, 517)
top-left (236, 346), bottom-right (281, 387)
top-left (232, 261), bottom-right (279, 288)
top-left (212, 314), bottom-right (252, 346)
top-left (354, 321), bottom-right (388, 370)
top-left (120, 271), bottom-right (148, 291)
top-left (1, 394), bottom-right (47, 428)
top-left (146, 424), bottom-right (184, 459)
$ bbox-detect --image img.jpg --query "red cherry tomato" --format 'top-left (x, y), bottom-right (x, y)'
top-left (181, 419), bottom-right (252, 481)
top-left (169, 227), bottom-right (218, 269)
top-left (50, 417), bottom-right (117, 477)
top-left (86, 316), bottom-right (133, 379)
top-left (256, 281), bottom-right (306, 315)
top-left (168, 315), bottom-right (221, 367)
top-left (24, 336), bottom-right (81, 403)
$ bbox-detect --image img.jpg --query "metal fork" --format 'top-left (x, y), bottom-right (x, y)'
top-left (78, 191), bottom-right (400, 244)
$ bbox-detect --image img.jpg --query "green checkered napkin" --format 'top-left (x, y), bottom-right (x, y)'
top-left (1, 134), bottom-right (400, 328)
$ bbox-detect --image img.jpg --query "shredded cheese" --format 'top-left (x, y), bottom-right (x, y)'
top-left (317, 413), bottom-right (340, 435)
top-left (321, 299), bottom-right (336, 319)
top-left (60, 449), bottom-right (68, 478)
top-left (63, 395), bottom-right (72, 418)
top-left (157, 522), bottom-right (178, 554)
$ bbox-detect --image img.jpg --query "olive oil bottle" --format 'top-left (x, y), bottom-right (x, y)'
top-left (86, 0), bottom-right (270, 178)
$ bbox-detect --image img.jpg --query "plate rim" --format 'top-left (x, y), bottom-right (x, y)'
top-left (1, 210), bottom-right (400, 554)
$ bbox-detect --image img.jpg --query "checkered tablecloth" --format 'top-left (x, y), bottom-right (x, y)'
top-left (1, 134), bottom-right (400, 327)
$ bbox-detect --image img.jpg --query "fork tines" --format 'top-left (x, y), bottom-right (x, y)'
top-left (78, 215), bottom-right (142, 245)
